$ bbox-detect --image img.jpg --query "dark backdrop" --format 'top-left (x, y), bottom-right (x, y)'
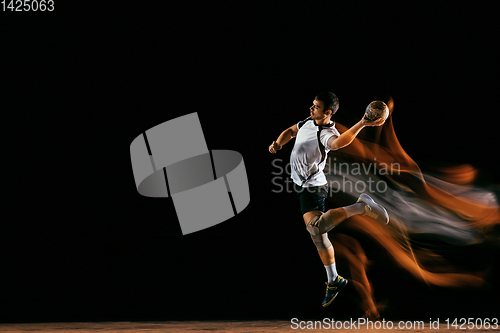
top-left (3, 2), bottom-right (499, 323)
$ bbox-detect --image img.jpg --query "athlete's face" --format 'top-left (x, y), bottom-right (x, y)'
top-left (310, 98), bottom-right (331, 122)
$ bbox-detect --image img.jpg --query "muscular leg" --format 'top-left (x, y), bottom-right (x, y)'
top-left (306, 202), bottom-right (367, 236)
top-left (303, 208), bottom-right (350, 229)
top-left (300, 192), bottom-right (387, 307)
top-left (303, 208), bottom-right (347, 265)
top-left (304, 207), bottom-right (349, 307)
top-left (318, 246), bottom-right (335, 265)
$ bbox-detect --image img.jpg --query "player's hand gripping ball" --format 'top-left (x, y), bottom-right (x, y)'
top-left (364, 101), bottom-right (389, 122)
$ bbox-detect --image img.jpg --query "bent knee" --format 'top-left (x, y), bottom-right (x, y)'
top-left (306, 211), bottom-right (335, 235)
top-left (303, 210), bottom-right (323, 225)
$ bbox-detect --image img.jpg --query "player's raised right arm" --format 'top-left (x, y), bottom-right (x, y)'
top-left (327, 115), bottom-right (386, 151)
top-left (269, 124), bottom-right (299, 154)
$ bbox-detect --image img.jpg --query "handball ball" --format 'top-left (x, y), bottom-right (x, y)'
top-left (364, 101), bottom-right (389, 121)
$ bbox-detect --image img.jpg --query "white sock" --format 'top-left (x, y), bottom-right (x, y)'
top-left (342, 202), bottom-right (365, 219)
top-left (324, 263), bottom-right (338, 283)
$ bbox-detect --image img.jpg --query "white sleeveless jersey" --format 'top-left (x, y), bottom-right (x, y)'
top-left (290, 117), bottom-right (340, 187)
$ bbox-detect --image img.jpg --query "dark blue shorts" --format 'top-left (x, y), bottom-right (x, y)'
top-left (294, 183), bottom-right (329, 215)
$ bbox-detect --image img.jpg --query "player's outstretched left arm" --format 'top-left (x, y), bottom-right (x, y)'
top-left (327, 115), bottom-right (385, 151)
top-left (269, 123), bottom-right (299, 154)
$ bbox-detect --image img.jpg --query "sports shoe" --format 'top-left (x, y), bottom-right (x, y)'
top-left (322, 275), bottom-right (348, 307)
top-left (357, 193), bottom-right (389, 225)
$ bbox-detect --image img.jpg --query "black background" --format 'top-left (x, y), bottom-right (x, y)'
top-left (2, 1), bottom-right (499, 323)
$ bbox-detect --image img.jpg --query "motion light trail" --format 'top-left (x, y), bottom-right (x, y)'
top-left (324, 98), bottom-right (499, 319)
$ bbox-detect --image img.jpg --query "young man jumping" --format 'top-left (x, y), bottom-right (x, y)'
top-left (269, 92), bottom-right (389, 307)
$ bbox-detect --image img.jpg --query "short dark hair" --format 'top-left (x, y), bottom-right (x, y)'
top-left (316, 92), bottom-right (339, 115)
